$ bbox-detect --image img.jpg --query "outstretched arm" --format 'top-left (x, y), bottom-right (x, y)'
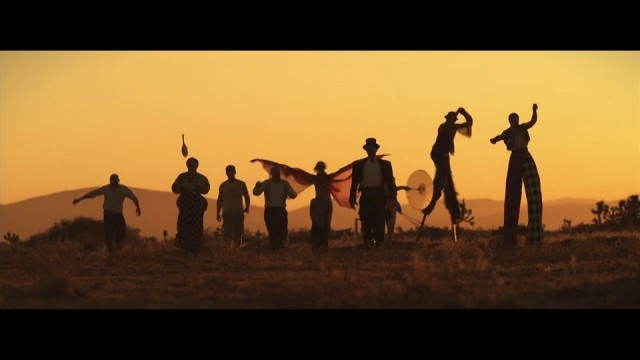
top-left (490, 133), bottom-right (505, 144)
top-left (522, 103), bottom-right (538, 129)
top-left (490, 128), bottom-right (510, 145)
top-left (72, 187), bottom-right (105, 205)
top-left (250, 158), bottom-right (315, 195)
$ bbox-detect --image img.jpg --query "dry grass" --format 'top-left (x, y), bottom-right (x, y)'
top-left (1, 230), bottom-right (639, 308)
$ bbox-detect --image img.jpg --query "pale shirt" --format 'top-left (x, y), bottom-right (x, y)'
top-left (253, 179), bottom-right (296, 208)
top-left (361, 158), bottom-right (383, 188)
top-left (218, 179), bottom-right (249, 214)
top-left (88, 185), bottom-right (137, 213)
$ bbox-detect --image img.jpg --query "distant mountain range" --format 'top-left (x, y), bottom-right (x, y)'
top-left (0, 187), bottom-right (625, 240)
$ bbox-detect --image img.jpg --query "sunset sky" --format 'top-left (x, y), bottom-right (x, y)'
top-left (1, 51), bottom-right (638, 210)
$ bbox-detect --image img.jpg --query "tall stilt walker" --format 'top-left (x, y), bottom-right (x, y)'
top-left (490, 103), bottom-right (543, 248)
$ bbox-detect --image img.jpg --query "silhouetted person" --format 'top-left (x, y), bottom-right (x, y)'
top-left (72, 174), bottom-right (141, 253)
top-left (349, 138), bottom-right (396, 248)
top-left (250, 158), bottom-right (368, 252)
top-left (172, 157), bottom-right (210, 255)
top-left (490, 103), bottom-right (543, 248)
top-left (422, 108), bottom-right (473, 228)
top-left (309, 161), bottom-right (333, 252)
top-left (386, 182), bottom-right (411, 243)
top-left (253, 166), bottom-right (297, 250)
top-left (216, 165), bottom-right (250, 248)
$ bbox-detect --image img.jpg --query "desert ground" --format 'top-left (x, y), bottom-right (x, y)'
top-left (1, 229), bottom-right (639, 309)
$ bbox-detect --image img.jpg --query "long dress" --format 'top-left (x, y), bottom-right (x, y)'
top-left (176, 193), bottom-right (208, 254)
top-left (310, 172), bottom-right (333, 250)
top-left (172, 172), bottom-right (210, 254)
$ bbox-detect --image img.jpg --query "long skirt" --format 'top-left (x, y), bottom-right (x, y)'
top-left (177, 194), bottom-right (208, 254)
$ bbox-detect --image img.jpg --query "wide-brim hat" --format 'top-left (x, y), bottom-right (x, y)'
top-left (445, 111), bottom-right (458, 120)
top-left (363, 137), bottom-right (380, 150)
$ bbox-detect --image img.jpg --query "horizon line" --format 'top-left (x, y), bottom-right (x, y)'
top-left (1, 186), bottom-right (636, 208)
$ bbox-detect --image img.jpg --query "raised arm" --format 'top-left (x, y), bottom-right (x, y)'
top-left (454, 107), bottom-right (473, 130)
top-left (522, 103), bottom-right (538, 129)
top-left (72, 187), bottom-right (105, 204)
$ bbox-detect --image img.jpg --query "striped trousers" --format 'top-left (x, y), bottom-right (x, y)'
top-left (503, 150), bottom-right (543, 248)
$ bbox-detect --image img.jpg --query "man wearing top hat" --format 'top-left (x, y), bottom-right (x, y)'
top-left (349, 138), bottom-right (397, 248)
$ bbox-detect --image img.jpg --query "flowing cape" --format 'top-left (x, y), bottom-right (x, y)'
top-left (250, 155), bottom-right (389, 208)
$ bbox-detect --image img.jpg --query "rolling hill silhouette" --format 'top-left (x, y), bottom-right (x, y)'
top-left (0, 187), bottom-right (607, 240)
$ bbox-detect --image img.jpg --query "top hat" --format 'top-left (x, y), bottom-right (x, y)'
top-left (363, 138), bottom-right (380, 150)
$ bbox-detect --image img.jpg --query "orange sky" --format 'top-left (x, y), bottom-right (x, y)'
top-left (1, 51), bottom-right (638, 209)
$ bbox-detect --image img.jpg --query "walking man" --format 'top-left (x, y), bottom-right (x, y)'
top-left (73, 173), bottom-right (141, 253)
top-left (253, 166), bottom-right (297, 250)
top-left (349, 138), bottom-right (396, 248)
top-left (216, 165), bottom-right (250, 248)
